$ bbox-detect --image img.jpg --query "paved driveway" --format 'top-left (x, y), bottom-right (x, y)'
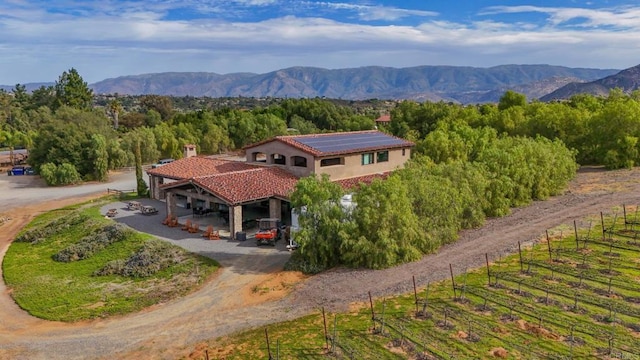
top-left (100, 199), bottom-right (291, 268)
top-left (0, 171), bottom-right (140, 213)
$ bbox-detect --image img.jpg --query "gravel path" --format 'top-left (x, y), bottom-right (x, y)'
top-left (1, 166), bottom-right (639, 359)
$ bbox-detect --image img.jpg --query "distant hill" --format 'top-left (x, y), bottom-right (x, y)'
top-left (541, 64), bottom-right (640, 101)
top-left (2, 65), bottom-right (618, 103)
top-left (88, 65), bottom-right (616, 103)
top-left (0, 82), bottom-right (53, 92)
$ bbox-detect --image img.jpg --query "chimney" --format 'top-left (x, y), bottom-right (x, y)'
top-left (183, 144), bottom-right (197, 158)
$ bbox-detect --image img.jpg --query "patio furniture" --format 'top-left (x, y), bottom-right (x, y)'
top-left (167, 216), bottom-right (179, 227)
top-left (202, 225), bottom-right (220, 240)
top-left (106, 209), bottom-right (118, 217)
top-left (188, 222), bottom-right (200, 233)
top-left (181, 219), bottom-right (192, 231)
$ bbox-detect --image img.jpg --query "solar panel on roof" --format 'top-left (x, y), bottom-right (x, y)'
top-left (293, 132), bottom-right (408, 154)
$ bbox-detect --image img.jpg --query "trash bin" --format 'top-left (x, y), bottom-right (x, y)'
top-left (235, 232), bottom-right (246, 241)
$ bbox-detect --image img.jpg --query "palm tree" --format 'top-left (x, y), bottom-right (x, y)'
top-left (107, 99), bottom-right (123, 129)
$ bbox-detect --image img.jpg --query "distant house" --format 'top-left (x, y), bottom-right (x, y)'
top-left (147, 131), bottom-right (413, 238)
top-left (374, 114), bottom-right (391, 124)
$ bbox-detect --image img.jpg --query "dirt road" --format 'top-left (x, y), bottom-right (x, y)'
top-left (1, 167), bottom-right (639, 359)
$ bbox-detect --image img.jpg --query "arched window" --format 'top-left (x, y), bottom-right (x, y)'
top-left (251, 152), bottom-right (267, 163)
top-left (291, 156), bottom-right (307, 167)
top-left (271, 153), bottom-right (286, 165)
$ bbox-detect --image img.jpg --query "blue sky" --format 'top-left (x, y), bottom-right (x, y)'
top-left (1, 0), bottom-right (639, 84)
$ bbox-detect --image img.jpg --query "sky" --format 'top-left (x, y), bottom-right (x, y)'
top-left (1, 0), bottom-right (640, 84)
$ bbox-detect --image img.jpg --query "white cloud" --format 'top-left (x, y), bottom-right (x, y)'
top-left (315, 2), bottom-right (438, 21)
top-left (1, 1), bottom-right (639, 84)
top-left (482, 5), bottom-right (640, 30)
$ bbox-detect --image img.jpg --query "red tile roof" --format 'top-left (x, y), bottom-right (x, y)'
top-left (375, 114), bottom-right (391, 122)
top-left (147, 157), bottom-right (257, 180)
top-left (244, 130), bottom-right (413, 157)
top-left (335, 172), bottom-right (391, 190)
top-left (159, 166), bottom-right (298, 205)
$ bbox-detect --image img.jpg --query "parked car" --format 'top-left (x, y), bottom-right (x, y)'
top-left (25, 167), bottom-right (35, 175)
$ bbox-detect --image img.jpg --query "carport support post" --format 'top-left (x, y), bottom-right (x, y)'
top-left (166, 192), bottom-right (177, 219)
top-left (269, 198), bottom-right (282, 220)
top-left (229, 205), bottom-right (243, 240)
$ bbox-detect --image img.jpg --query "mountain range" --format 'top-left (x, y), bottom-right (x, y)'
top-left (5, 64), bottom-right (639, 103)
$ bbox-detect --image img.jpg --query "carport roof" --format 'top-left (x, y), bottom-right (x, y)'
top-left (147, 157), bottom-right (257, 180)
top-left (159, 166), bottom-right (299, 205)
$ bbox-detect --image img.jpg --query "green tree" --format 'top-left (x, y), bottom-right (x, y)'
top-left (289, 175), bottom-right (347, 270)
top-left (134, 139), bottom-right (148, 197)
top-left (89, 134), bottom-right (109, 181)
top-left (106, 99), bottom-right (123, 129)
top-left (498, 90), bottom-right (526, 111)
top-left (343, 176), bottom-right (422, 269)
top-left (54, 68), bottom-right (93, 111)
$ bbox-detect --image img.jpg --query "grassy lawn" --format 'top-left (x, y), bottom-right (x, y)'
top-left (3, 198), bottom-right (219, 322)
top-left (205, 211), bottom-right (640, 359)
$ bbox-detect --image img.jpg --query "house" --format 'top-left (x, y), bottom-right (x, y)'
top-left (374, 114), bottom-right (391, 125)
top-left (147, 131), bottom-right (413, 239)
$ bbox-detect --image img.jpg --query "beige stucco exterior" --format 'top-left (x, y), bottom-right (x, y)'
top-left (245, 140), bottom-right (411, 181)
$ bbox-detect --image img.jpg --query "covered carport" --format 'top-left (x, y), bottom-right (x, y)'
top-left (158, 166), bottom-right (298, 239)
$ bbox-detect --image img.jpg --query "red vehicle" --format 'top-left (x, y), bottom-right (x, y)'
top-left (255, 218), bottom-right (283, 246)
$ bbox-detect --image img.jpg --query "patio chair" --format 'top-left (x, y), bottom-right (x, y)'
top-left (208, 229), bottom-right (220, 240)
top-left (202, 225), bottom-right (213, 237)
top-left (168, 216), bottom-right (179, 227)
top-left (188, 222), bottom-right (200, 233)
top-left (181, 219), bottom-right (192, 231)
top-left (162, 215), bottom-right (171, 225)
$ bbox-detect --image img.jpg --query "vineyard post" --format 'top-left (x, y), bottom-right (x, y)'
top-left (546, 230), bottom-right (552, 262)
top-left (423, 282), bottom-right (430, 313)
top-left (265, 328), bottom-right (272, 360)
top-left (205, 349), bottom-right (209, 360)
top-left (413, 275), bottom-right (418, 313)
top-left (623, 204), bottom-right (628, 230)
top-left (369, 291), bottom-right (376, 331)
top-left (322, 307), bottom-right (329, 351)
top-left (601, 212), bottom-right (606, 240)
top-left (518, 241), bottom-right (523, 272)
top-left (608, 277), bottom-right (612, 294)
top-left (276, 339), bottom-right (279, 360)
top-left (485, 253), bottom-right (491, 286)
top-left (449, 264), bottom-right (457, 300)
top-left (574, 220), bottom-right (579, 250)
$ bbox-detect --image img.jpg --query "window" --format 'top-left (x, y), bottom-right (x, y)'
top-left (272, 153), bottom-right (286, 165)
top-left (320, 157), bottom-right (343, 167)
top-left (402, 149), bottom-right (406, 156)
top-left (377, 151), bottom-right (389, 163)
top-left (361, 153), bottom-right (374, 165)
top-left (292, 156), bottom-right (307, 167)
top-left (252, 152), bottom-right (267, 162)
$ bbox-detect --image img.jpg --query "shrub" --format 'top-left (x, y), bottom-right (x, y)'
top-left (38, 162), bottom-right (82, 186)
top-left (54, 223), bottom-right (132, 262)
top-left (95, 239), bottom-right (185, 277)
top-left (15, 213), bottom-right (90, 244)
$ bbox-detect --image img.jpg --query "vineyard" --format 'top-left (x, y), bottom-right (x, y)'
top-left (205, 207), bottom-right (640, 360)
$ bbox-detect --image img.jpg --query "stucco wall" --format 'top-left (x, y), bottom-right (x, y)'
top-left (314, 147), bottom-right (411, 180)
top-left (244, 141), bottom-right (315, 178)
